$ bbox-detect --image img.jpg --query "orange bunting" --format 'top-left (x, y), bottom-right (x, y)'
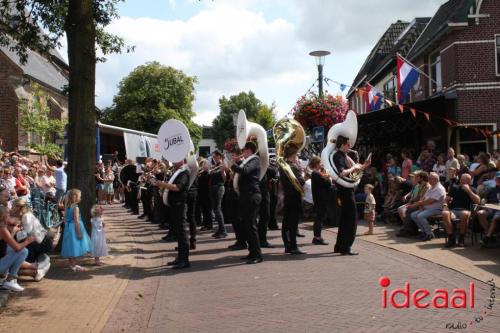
top-left (444, 119), bottom-right (453, 126)
top-left (398, 105), bottom-right (404, 113)
top-left (410, 108), bottom-right (417, 118)
top-left (423, 112), bottom-right (430, 121)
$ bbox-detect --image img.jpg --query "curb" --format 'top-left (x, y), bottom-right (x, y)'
top-left (0, 289), bottom-right (9, 308)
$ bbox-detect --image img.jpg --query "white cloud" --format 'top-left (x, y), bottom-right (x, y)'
top-left (91, 0), bottom-right (444, 126)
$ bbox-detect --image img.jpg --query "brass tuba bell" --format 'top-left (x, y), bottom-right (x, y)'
top-left (273, 118), bottom-right (306, 196)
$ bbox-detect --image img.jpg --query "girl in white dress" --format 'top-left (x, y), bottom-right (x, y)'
top-left (90, 205), bottom-right (108, 265)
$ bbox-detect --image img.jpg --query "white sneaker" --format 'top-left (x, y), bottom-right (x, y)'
top-left (3, 279), bottom-right (24, 292)
top-left (35, 261), bottom-right (51, 282)
top-left (38, 254), bottom-right (50, 269)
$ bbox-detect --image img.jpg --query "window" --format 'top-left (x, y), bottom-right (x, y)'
top-left (430, 53), bottom-right (442, 93)
top-left (496, 35), bottom-right (500, 76)
top-left (383, 76), bottom-right (396, 105)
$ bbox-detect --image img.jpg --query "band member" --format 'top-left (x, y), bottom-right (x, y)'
top-left (309, 156), bottom-right (331, 245)
top-left (280, 143), bottom-right (306, 254)
top-left (267, 159), bottom-right (280, 230)
top-left (209, 150), bottom-right (227, 238)
top-left (156, 159), bottom-right (191, 269)
top-left (187, 169), bottom-right (198, 250)
top-left (230, 142), bottom-right (262, 264)
top-left (227, 148), bottom-right (247, 251)
top-left (258, 166), bottom-right (273, 248)
top-left (332, 135), bottom-right (370, 255)
top-left (197, 159), bottom-right (213, 231)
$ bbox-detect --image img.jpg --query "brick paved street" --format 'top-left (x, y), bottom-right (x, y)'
top-left (1, 205), bottom-right (499, 333)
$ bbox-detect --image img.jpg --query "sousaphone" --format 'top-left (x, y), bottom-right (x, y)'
top-left (157, 119), bottom-right (199, 205)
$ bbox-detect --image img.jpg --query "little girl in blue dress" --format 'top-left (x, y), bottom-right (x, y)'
top-left (61, 189), bottom-right (92, 271)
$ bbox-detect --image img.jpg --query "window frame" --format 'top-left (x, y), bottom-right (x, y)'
top-left (429, 52), bottom-right (442, 94)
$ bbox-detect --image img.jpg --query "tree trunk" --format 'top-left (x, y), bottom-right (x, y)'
top-left (66, 0), bottom-right (96, 227)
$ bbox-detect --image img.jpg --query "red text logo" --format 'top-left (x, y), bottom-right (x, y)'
top-left (380, 276), bottom-right (474, 309)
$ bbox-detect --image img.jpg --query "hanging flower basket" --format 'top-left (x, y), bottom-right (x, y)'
top-left (293, 92), bottom-right (348, 132)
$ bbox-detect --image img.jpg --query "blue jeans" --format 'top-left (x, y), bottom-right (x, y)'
top-left (410, 208), bottom-right (442, 236)
top-left (0, 246), bottom-right (28, 278)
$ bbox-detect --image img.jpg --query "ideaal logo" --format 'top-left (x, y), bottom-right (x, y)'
top-left (164, 133), bottom-right (184, 150)
top-left (379, 277), bottom-right (496, 330)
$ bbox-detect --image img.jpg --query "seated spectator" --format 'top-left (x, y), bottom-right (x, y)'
top-left (396, 171), bottom-right (430, 237)
top-left (477, 172), bottom-right (500, 246)
top-left (13, 166), bottom-right (30, 201)
top-left (381, 177), bottom-right (403, 222)
top-left (0, 187), bottom-right (11, 209)
top-left (457, 154), bottom-right (469, 176)
top-left (419, 150), bottom-right (436, 173)
top-left (10, 199), bottom-right (52, 265)
top-left (41, 169), bottom-right (57, 200)
top-left (444, 167), bottom-right (459, 192)
top-left (410, 172), bottom-right (446, 241)
top-left (471, 152), bottom-right (496, 187)
top-left (432, 154), bottom-right (447, 182)
top-left (0, 205), bottom-right (35, 292)
top-left (397, 173), bottom-right (419, 221)
top-left (442, 174), bottom-right (480, 248)
top-left (1, 166), bottom-right (16, 199)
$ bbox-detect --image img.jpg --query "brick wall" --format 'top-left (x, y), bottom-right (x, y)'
top-left (0, 52), bottom-right (22, 151)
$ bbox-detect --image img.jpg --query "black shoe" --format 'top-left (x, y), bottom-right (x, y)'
top-left (167, 259), bottom-right (179, 266)
top-left (190, 240), bottom-right (196, 250)
top-left (131, 211), bottom-right (139, 215)
top-left (138, 214), bottom-right (146, 219)
top-left (445, 237), bottom-right (456, 248)
top-left (289, 248), bottom-right (306, 255)
top-left (200, 226), bottom-right (212, 231)
top-left (172, 261), bottom-right (190, 269)
top-left (457, 235), bottom-right (465, 247)
top-left (312, 238), bottom-right (329, 245)
top-left (340, 251), bottom-right (359, 256)
top-left (284, 247), bottom-right (291, 254)
top-left (260, 242), bottom-right (274, 248)
top-left (161, 235), bottom-right (176, 243)
top-left (396, 231), bottom-right (411, 237)
top-left (296, 232), bottom-right (305, 238)
top-left (240, 255), bottom-right (252, 260)
top-left (229, 243), bottom-right (247, 251)
top-left (246, 257), bottom-right (263, 264)
top-left (214, 233), bottom-right (228, 239)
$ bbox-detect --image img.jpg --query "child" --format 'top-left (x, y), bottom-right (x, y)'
top-left (364, 184), bottom-right (376, 235)
top-left (90, 204), bottom-right (108, 265)
top-left (61, 189), bottom-right (92, 271)
top-left (103, 165), bottom-right (115, 205)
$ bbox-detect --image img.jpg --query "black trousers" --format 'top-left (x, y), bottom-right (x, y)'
top-left (187, 191), bottom-right (197, 241)
top-left (26, 235), bottom-right (53, 263)
top-left (198, 193), bottom-right (212, 228)
top-left (210, 186), bottom-right (225, 233)
top-left (152, 188), bottom-right (162, 224)
top-left (239, 192), bottom-right (262, 258)
top-left (400, 205), bottom-right (419, 234)
top-left (313, 203), bottom-right (327, 238)
top-left (258, 190), bottom-right (270, 243)
top-left (268, 190), bottom-right (278, 229)
top-left (170, 203), bottom-right (189, 262)
top-left (228, 188), bottom-right (245, 244)
top-left (282, 196), bottom-right (302, 250)
top-left (129, 187), bottom-right (139, 214)
top-left (140, 187), bottom-right (152, 218)
top-left (334, 187), bottom-right (357, 253)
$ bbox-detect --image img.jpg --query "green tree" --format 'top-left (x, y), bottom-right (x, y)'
top-left (0, 0), bottom-right (132, 224)
top-left (211, 91), bottom-right (267, 149)
top-left (254, 103), bottom-right (276, 131)
top-left (18, 84), bottom-right (67, 159)
top-left (102, 61), bottom-right (201, 144)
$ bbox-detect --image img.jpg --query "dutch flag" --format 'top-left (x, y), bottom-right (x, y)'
top-left (365, 83), bottom-right (383, 112)
top-left (397, 55), bottom-right (420, 104)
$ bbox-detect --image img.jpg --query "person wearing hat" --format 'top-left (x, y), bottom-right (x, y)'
top-left (279, 142), bottom-right (306, 254)
top-left (230, 141), bottom-right (263, 264)
top-left (477, 171), bottom-right (500, 246)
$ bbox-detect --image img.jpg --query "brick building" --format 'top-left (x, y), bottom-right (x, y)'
top-left (347, 0), bottom-right (499, 158)
top-left (0, 39), bottom-right (68, 153)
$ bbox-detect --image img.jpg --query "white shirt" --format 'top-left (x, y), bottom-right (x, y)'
top-left (422, 182), bottom-right (446, 210)
top-left (303, 179), bottom-right (313, 204)
top-left (54, 166), bottom-right (67, 191)
top-left (41, 175), bottom-right (56, 195)
top-left (365, 193), bottom-right (376, 213)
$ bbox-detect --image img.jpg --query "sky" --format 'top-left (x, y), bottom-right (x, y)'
top-left (83, 0), bottom-right (446, 126)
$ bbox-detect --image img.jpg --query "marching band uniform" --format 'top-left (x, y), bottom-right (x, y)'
top-left (197, 169), bottom-right (213, 230)
top-left (209, 159), bottom-right (226, 237)
top-left (332, 150), bottom-right (358, 255)
top-left (232, 147), bottom-right (262, 264)
top-left (311, 170), bottom-right (332, 244)
top-left (187, 175), bottom-right (198, 249)
top-left (267, 163), bottom-right (280, 230)
top-left (165, 164), bottom-right (191, 269)
top-left (227, 161), bottom-right (247, 250)
top-left (280, 159), bottom-right (305, 254)
top-left (258, 168), bottom-right (272, 247)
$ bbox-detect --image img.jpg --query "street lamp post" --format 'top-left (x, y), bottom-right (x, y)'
top-left (309, 50), bottom-right (331, 98)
